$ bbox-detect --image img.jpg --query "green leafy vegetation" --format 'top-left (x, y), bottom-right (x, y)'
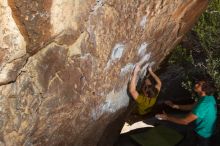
top-left (194, 0), bottom-right (220, 57)
top-left (168, 45), bottom-right (193, 66)
top-left (194, 0), bottom-right (220, 97)
top-left (168, 0), bottom-right (220, 98)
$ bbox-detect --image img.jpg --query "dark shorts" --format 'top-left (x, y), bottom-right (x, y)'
top-left (193, 131), bottom-right (210, 146)
top-left (179, 130), bottom-right (210, 146)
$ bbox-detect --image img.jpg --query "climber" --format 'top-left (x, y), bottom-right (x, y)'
top-left (156, 79), bottom-right (217, 146)
top-left (129, 64), bottom-right (162, 115)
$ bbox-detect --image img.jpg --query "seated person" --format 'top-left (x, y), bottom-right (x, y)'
top-left (129, 64), bottom-right (162, 115)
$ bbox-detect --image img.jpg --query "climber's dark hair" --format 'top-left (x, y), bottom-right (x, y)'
top-left (146, 86), bottom-right (158, 98)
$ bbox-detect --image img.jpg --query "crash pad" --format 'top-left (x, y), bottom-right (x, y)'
top-left (130, 125), bottom-right (183, 146)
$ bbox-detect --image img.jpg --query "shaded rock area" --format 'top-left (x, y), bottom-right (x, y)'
top-left (0, 0), bottom-right (209, 145)
top-left (158, 65), bottom-right (191, 102)
top-left (181, 30), bottom-right (207, 66)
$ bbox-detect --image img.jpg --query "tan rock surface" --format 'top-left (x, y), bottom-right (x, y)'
top-left (0, 0), bottom-right (208, 145)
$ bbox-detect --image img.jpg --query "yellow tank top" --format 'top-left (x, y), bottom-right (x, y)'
top-left (136, 94), bottom-right (158, 115)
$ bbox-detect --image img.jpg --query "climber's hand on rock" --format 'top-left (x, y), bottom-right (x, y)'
top-left (133, 64), bottom-right (141, 75)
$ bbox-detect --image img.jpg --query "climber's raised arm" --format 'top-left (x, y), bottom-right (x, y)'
top-left (129, 64), bottom-right (140, 100)
top-left (148, 67), bottom-right (162, 91)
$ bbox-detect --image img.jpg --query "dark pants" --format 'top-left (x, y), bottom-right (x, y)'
top-left (194, 132), bottom-right (210, 146)
top-left (182, 130), bottom-right (210, 146)
top-left (178, 128), bottom-right (210, 146)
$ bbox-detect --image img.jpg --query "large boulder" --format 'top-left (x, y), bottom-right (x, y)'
top-left (0, 0), bottom-right (208, 145)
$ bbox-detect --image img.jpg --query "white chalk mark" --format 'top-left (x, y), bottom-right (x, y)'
top-left (120, 63), bottom-right (134, 77)
top-left (91, 86), bottom-right (129, 120)
top-left (140, 16), bottom-right (147, 28)
top-left (149, 62), bottom-right (155, 67)
top-left (138, 53), bottom-right (151, 66)
top-left (111, 44), bottom-right (125, 61)
top-left (92, 0), bottom-right (105, 14)
top-left (105, 43), bottom-right (125, 70)
top-left (137, 42), bottom-right (148, 57)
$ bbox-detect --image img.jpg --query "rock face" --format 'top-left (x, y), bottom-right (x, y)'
top-left (0, 0), bottom-right (208, 145)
